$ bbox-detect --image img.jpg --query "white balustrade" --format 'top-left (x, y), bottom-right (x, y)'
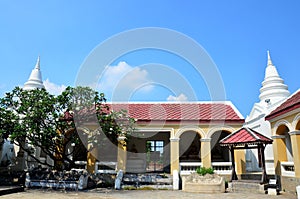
top-left (281, 161), bottom-right (295, 177)
top-left (212, 162), bottom-right (232, 175)
top-left (179, 162), bottom-right (202, 175)
top-left (179, 162), bottom-right (232, 175)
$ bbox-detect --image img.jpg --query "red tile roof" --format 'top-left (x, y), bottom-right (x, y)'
top-left (266, 89), bottom-right (300, 121)
top-left (219, 127), bottom-right (273, 146)
top-left (70, 102), bottom-right (244, 124)
top-left (108, 102), bottom-right (244, 123)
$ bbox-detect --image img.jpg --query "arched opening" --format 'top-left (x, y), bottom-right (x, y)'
top-left (277, 125), bottom-right (293, 161)
top-left (179, 131), bottom-right (201, 162)
top-left (296, 120), bottom-right (300, 130)
top-left (211, 130), bottom-right (230, 162)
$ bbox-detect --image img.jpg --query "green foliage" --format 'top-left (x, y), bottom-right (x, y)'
top-left (0, 86), bottom-right (136, 170)
top-left (196, 167), bottom-right (214, 176)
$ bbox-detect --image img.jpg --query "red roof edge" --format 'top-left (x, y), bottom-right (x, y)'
top-left (219, 127), bottom-right (273, 146)
top-left (136, 119), bottom-right (245, 122)
top-left (266, 90), bottom-right (300, 121)
top-left (266, 103), bottom-right (300, 121)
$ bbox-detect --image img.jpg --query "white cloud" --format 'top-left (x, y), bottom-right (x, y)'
top-left (167, 93), bottom-right (188, 101)
top-left (43, 79), bottom-right (67, 95)
top-left (98, 61), bottom-right (154, 95)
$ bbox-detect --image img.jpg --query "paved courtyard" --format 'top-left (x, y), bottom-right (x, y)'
top-left (1, 189), bottom-right (297, 199)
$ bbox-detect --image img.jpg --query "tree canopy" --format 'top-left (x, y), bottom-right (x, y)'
top-left (0, 86), bottom-right (135, 170)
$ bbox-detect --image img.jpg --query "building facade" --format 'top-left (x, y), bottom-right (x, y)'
top-left (71, 102), bottom-right (245, 176)
top-left (266, 89), bottom-right (300, 194)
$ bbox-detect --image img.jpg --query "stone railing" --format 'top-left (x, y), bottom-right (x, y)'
top-left (24, 169), bottom-right (83, 190)
top-left (281, 161), bottom-right (295, 177)
top-left (180, 162), bottom-right (202, 175)
top-left (212, 162), bottom-right (232, 175)
top-left (95, 161), bottom-right (117, 174)
top-left (180, 162), bottom-right (232, 175)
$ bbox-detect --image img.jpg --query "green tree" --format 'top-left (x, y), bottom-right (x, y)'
top-left (0, 87), bottom-right (61, 168)
top-left (0, 86), bottom-right (135, 170)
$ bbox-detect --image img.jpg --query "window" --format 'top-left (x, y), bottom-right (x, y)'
top-left (147, 140), bottom-right (164, 154)
top-left (146, 140), bottom-right (164, 172)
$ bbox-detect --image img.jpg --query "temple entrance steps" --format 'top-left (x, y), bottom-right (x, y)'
top-left (230, 180), bottom-right (267, 194)
top-left (241, 173), bottom-right (262, 181)
top-left (240, 173), bottom-right (276, 181)
top-left (122, 173), bottom-right (173, 190)
top-left (230, 173), bottom-right (277, 194)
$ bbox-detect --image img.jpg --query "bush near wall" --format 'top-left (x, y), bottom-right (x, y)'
top-left (196, 167), bottom-right (214, 176)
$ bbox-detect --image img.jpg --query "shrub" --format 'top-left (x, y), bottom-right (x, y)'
top-left (196, 167), bottom-right (214, 176)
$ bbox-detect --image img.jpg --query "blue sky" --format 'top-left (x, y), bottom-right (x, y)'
top-left (0, 1), bottom-right (299, 117)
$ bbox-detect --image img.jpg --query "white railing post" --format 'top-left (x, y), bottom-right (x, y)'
top-left (173, 170), bottom-right (179, 190)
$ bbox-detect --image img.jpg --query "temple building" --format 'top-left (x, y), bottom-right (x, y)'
top-left (71, 102), bottom-right (245, 176)
top-left (265, 89), bottom-right (300, 193)
top-left (7, 56), bottom-right (246, 177)
top-left (3, 53), bottom-right (299, 194)
top-left (244, 51), bottom-right (290, 174)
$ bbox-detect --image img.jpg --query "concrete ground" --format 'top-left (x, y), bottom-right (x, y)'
top-left (0, 189), bottom-right (297, 199)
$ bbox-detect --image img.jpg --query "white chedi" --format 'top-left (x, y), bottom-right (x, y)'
top-left (23, 56), bottom-right (45, 90)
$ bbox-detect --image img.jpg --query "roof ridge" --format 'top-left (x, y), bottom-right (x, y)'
top-left (219, 127), bottom-right (273, 146)
top-left (247, 127), bottom-right (272, 141)
top-left (106, 101), bottom-right (231, 104)
top-left (245, 127), bottom-right (260, 140)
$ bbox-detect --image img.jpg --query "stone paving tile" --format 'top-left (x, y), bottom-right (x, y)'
top-left (0, 189), bottom-right (297, 199)
top-left (107, 190), bottom-right (296, 199)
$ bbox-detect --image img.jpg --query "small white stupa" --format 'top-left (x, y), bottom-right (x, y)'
top-left (12, 56), bottom-right (46, 171)
top-left (245, 51), bottom-right (290, 174)
top-left (23, 56), bottom-right (45, 90)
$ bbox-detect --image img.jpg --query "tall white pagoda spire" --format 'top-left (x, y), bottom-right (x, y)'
top-left (35, 55), bottom-right (40, 70)
top-left (267, 50), bottom-right (273, 66)
top-left (259, 51), bottom-right (290, 102)
top-left (245, 51), bottom-right (290, 175)
top-left (23, 56), bottom-right (45, 90)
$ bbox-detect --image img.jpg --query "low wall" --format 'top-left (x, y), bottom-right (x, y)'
top-left (25, 179), bottom-right (78, 190)
top-left (182, 173), bottom-right (225, 193)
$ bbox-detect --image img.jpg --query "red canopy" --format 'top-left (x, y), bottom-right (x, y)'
top-left (219, 127), bottom-right (272, 183)
top-left (219, 127), bottom-right (273, 147)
